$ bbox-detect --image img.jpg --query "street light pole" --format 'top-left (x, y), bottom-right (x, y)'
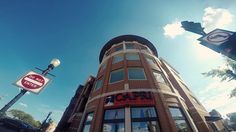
top-left (0, 59), bottom-right (60, 117)
top-left (40, 111), bottom-right (52, 130)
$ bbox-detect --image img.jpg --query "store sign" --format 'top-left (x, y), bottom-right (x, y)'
top-left (104, 91), bottom-right (154, 107)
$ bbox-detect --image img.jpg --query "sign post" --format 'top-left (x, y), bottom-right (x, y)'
top-left (0, 59), bottom-right (60, 117)
top-left (181, 21), bottom-right (236, 61)
top-left (0, 71), bottom-right (50, 116)
top-left (197, 29), bottom-right (236, 60)
top-left (14, 71), bottom-right (50, 94)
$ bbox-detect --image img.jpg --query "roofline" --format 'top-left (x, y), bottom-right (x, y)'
top-left (99, 35), bottom-right (158, 63)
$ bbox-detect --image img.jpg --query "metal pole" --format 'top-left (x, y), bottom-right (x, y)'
top-left (0, 89), bottom-right (27, 116)
top-left (40, 112), bottom-right (52, 130)
top-left (0, 65), bottom-right (53, 117)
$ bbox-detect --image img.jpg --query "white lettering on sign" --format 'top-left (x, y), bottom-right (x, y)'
top-left (24, 77), bottom-right (43, 86)
top-left (14, 71), bottom-right (50, 94)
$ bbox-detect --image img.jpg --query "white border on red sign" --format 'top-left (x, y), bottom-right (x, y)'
top-left (13, 71), bottom-right (51, 94)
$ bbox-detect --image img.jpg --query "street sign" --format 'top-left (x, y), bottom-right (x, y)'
top-left (198, 29), bottom-right (234, 46)
top-left (14, 71), bottom-right (50, 94)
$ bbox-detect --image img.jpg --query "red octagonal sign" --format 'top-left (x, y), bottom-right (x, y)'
top-left (14, 71), bottom-right (50, 94)
top-left (21, 74), bottom-right (45, 89)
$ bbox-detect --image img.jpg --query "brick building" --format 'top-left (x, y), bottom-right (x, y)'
top-left (56, 35), bottom-right (225, 132)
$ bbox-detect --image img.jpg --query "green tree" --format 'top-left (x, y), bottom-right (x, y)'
top-left (227, 112), bottom-right (236, 130)
top-left (8, 109), bottom-right (41, 128)
top-left (202, 58), bottom-right (236, 98)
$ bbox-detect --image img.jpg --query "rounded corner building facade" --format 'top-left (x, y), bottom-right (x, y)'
top-left (57, 35), bottom-right (225, 132)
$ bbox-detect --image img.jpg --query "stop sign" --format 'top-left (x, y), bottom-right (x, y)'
top-left (14, 71), bottom-right (50, 94)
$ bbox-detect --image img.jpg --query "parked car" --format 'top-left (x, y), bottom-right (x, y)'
top-left (0, 117), bottom-right (41, 132)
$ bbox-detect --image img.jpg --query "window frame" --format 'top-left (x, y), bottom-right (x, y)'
top-left (109, 68), bottom-right (124, 84)
top-left (82, 112), bottom-right (94, 132)
top-left (126, 53), bottom-right (140, 61)
top-left (153, 70), bottom-right (167, 84)
top-left (99, 61), bottom-right (107, 73)
top-left (145, 56), bottom-right (157, 65)
top-left (112, 54), bottom-right (124, 64)
top-left (94, 77), bottom-right (103, 91)
top-left (115, 44), bottom-right (124, 52)
top-left (128, 67), bottom-right (147, 80)
top-left (169, 107), bottom-right (192, 132)
top-left (102, 108), bottom-right (125, 132)
top-left (131, 106), bottom-right (161, 132)
top-left (126, 43), bottom-right (135, 49)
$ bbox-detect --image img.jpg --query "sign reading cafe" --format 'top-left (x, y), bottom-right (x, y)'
top-left (104, 91), bottom-right (155, 107)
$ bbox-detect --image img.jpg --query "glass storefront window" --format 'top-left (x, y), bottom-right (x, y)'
top-left (109, 69), bottom-right (124, 83)
top-left (169, 107), bottom-right (192, 132)
top-left (104, 108), bottom-right (125, 120)
top-left (128, 68), bottom-right (146, 80)
top-left (132, 107), bottom-right (157, 118)
top-left (82, 112), bottom-right (94, 132)
top-left (131, 107), bottom-right (161, 132)
top-left (126, 53), bottom-right (140, 61)
top-left (112, 54), bottom-right (124, 64)
top-left (103, 108), bottom-right (125, 132)
top-left (132, 121), bottom-right (159, 132)
top-left (103, 123), bottom-right (124, 132)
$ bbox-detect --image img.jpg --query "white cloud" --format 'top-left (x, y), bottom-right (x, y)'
top-left (163, 7), bottom-right (234, 38)
top-left (163, 21), bottom-right (185, 38)
top-left (197, 78), bottom-right (236, 116)
top-left (19, 102), bottom-right (28, 108)
top-left (186, 34), bottom-right (221, 60)
top-left (203, 7), bottom-right (234, 32)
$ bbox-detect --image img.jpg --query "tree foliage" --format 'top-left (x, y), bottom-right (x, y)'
top-left (227, 112), bottom-right (236, 130)
top-left (8, 109), bottom-right (41, 128)
top-left (227, 113), bottom-right (236, 122)
top-left (202, 58), bottom-right (236, 98)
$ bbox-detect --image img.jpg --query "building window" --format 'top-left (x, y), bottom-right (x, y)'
top-left (82, 112), bottom-right (94, 132)
top-left (112, 54), bottom-right (124, 64)
top-left (109, 69), bottom-right (124, 83)
top-left (115, 45), bottom-right (123, 52)
top-left (126, 53), bottom-right (140, 61)
top-left (99, 61), bottom-right (107, 73)
top-left (126, 43), bottom-right (135, 49)
top-left (153, 71), bottom-right (166, 84)
top-left (94, 78), bottom-right (103, 90)
top-left (169, 107), bottom-right (192, 132)
top-left (145, 56), bottom-right (156, 65)
top-left (140, 45), bottom-right (149, 51)
top-left (131, 107), bottom-right (161, 132)
top-left (128, 68), bottom-right (146, 80)
top-left (103, 108), bottom-right (125, 132)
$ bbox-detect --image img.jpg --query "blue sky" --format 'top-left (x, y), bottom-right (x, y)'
top-left (0, 0), bottom-right (236, 123)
